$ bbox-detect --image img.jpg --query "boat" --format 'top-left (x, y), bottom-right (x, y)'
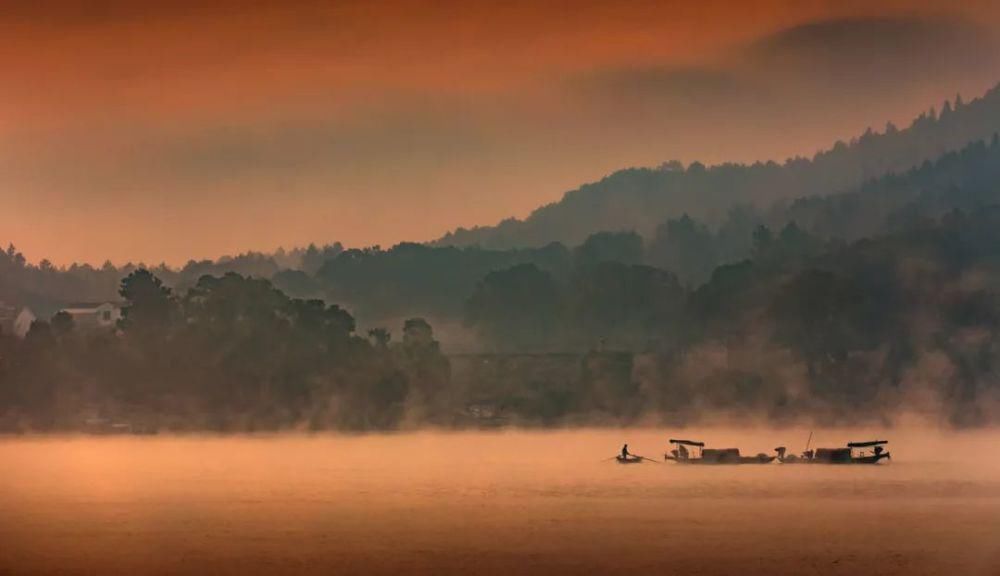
top-left (616, 455), bottom-right (644, 464)
top-left (775, 440), bottom-right (890, 464)
top-left (664, 439), bottom-right (775, 464)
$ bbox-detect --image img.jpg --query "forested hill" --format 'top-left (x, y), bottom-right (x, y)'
top-left (437, 82), bottom-right (1000, 249)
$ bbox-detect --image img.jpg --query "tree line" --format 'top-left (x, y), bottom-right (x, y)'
top-left (0, 271), bottom-right (448, 431)
top-left (466, 206), bottom-right (1000, 426)
top-left (5, 133), bottom-right (999, 330)
top-left (2, 202), bottom-right (999, 430)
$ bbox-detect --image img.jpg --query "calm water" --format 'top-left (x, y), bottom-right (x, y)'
top-left (1, 428), bottom-right (998, 575)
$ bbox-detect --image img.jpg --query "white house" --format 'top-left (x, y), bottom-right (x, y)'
top-left (1, 302), bottom-right (37, 338)
top-left (61, 302), bottom-right (124, 331)
top-left (13, 308), bottom-right (36, 338)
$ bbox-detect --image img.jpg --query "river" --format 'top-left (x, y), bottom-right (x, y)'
top-left (1, 427), bottom-right (998, 575)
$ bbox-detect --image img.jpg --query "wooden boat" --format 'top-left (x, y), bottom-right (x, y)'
top-left (616, 455), bottom-right (644, 464)
top-left (664, 439), bottom-right (775, 464)
top-left (775, 440), bottom-right (890, 464)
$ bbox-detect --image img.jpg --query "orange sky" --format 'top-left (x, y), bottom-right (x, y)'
top-left (2, 0), bottom-right (1000, 265)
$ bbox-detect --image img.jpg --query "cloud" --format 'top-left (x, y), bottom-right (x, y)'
top-left (559, 15), bottom-right (1000, 158)
top-left (571, 66), bottom-right (742, 108)
top-left (573, 16), bottom-right (998, 102)
top-left (1, 96), bottom-right (494, 196)
top-left (0, 0), bottom-right (321, 27)
top-left (748, 16), bottom-right (987, 62)
top-left (743, 16), bottom-right (999, 89)
top-left (5, 6), bottom-right (1000, 265)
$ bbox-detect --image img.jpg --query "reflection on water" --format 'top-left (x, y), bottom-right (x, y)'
top-left (1, 428), bottom-right (999, 575)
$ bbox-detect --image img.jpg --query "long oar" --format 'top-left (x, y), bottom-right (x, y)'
top-left (600, 456), bottom-right (619, 462)
top-left (638, 455), bottom-right (661, 463)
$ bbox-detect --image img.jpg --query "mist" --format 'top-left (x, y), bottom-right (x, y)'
top-left (2, 427), bottom-right (998, 575)
top-left (8, 3), bottom-right (1000, 576)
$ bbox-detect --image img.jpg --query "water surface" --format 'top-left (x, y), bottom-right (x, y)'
top-left (1, 428), bottom-right (998, 575)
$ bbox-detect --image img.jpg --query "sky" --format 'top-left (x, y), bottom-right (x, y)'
top-left (2, 0), bottom-right (1000, 266)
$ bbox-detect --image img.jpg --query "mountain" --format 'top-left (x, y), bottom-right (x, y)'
top-left (779, 135), bottom-right (1000, 241)
top-left (437, 82), bottom-right (1000, 249)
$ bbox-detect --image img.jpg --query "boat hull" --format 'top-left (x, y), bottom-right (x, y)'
top-left (616, 456), bottom-right (644, 464)
top-left (778, 452), bottom-right (890, 464)
top-left (665, 455), bottom-right (776, 465)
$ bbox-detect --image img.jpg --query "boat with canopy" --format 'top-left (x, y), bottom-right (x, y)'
top-left (775, 440), bottom-right (890, 464)
top-left (664, 439), bottom-right (775, 464)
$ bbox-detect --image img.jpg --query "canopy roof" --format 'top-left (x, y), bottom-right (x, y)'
top-left (847, 440), bottom-right (888, 447)
top-left (669, 439), bottom-right (705, 447)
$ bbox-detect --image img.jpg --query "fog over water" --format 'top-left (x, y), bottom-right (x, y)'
top-left (1, 427), bottom-right (998, 575)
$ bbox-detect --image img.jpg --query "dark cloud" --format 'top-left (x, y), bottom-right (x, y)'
top-left (744, 16), bottom-right (999, 86)
top-left (574, 16), bottom-right (997, 100)
top-left (564, 15), bottom-right (1000, 145)
top-left (749, 16), bottom-right (985, 62)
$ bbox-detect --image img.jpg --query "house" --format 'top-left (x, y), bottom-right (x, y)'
top-left (0, 302), bottom-right (37, 338)
top-left (13, 308), bottom-right (36, 338)
top-left (60, 302), bottom-right (124, 331)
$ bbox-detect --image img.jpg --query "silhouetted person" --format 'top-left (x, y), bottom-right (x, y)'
top-left (621, 444), bottom-right (630, 460)
top-left (678, 444), bottom-right (689, 459)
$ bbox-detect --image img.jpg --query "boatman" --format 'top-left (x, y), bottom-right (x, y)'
top-left (621, 444), bottom-right (630, 460)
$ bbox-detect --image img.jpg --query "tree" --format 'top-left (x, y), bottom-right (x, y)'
top-left (402, 318), bottom-right (435, 348)
top-left (24, 320), bottom-right (54, 348)
top-left (715, 205), bottom-right (762, 263)
top-left (568, 262), bottom-right (686, 351)
top-left (394, 318), bottom-right (449, 417)
top-left (574, 231), bottom-right (643, 268)
top-left (368, 327), bottom-right (391, 350)
top-left (465, 264), bottom-right (562, 351)
top-left (647, 215), bottom-right (718, 286)
top-left (50, 311), bottom-right (75, 337)
top-left (752, 225), bottom-right (773, 255)
top-left (119, 269), bottom-right (173, 332)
